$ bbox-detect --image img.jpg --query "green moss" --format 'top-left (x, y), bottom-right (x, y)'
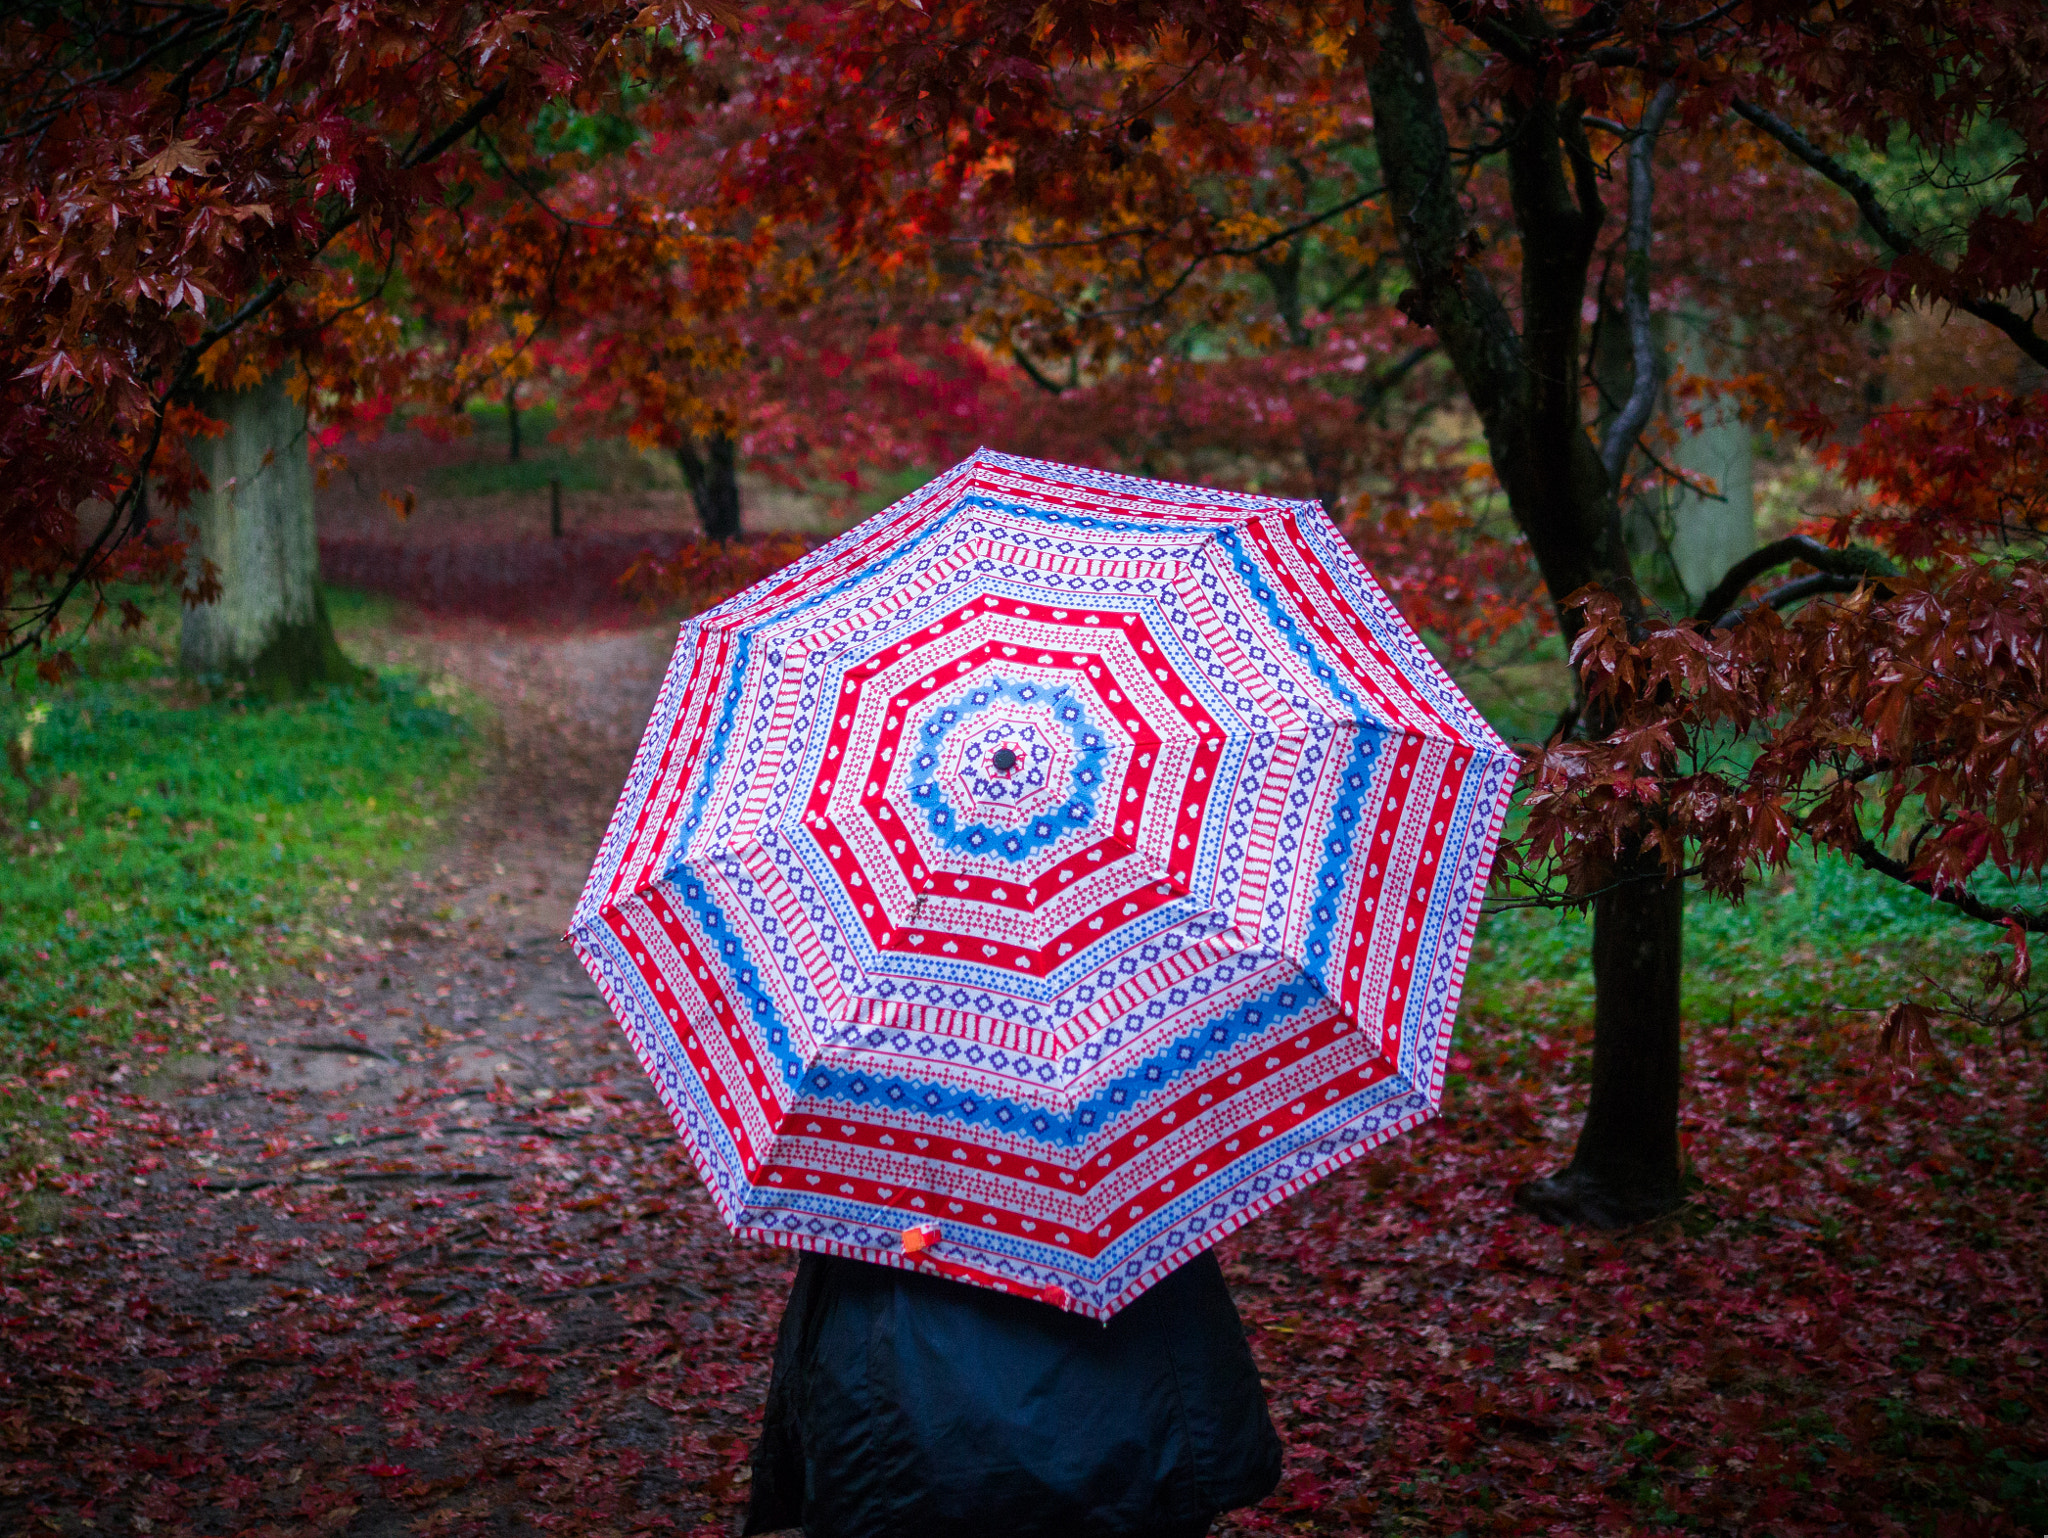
top-left (0, 589), bottom-right (480, 1065)
top-left (243, 588), bottom-right (369, 697)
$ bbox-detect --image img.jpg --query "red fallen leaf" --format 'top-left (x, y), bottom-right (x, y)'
top-left (360, 1462), bottom-right (408, 1478)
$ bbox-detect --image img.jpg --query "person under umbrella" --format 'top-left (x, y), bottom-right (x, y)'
top-left (744, 1244), bottom-right (1279, 1537)
top-left (571, 451), bottom-right (1516, 1536)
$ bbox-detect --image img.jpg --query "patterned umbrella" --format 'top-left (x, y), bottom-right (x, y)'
top-left (571, 450), bottom-right (1516, 1319)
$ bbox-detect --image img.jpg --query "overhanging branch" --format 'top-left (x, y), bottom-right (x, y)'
top-left (1010, 345), bottom-right (1068, 396)
top-left (1730, 97), bottom-right (2048, 371)
top-left (1693, 533), bottom-right (1899, 625)
top-left (1722, 570), bottom-right (1864, 622)
top-left (1848, 838), bottom-right (2048, 934)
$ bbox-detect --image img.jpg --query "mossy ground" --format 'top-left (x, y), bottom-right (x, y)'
top-left (0, 585), bottom-right (481, 1072)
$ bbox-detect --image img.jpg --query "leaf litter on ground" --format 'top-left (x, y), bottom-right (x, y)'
top-left (0, 618), bottom-right (2042, 1537)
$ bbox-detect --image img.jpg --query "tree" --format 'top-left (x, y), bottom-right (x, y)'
top-left (0, 0), bottom-right (717, 666)
top-left (734, 0), bottom-right (2047, 1226)
top-left (1359, 0), bottom-right (2046, 1222)
top-left (178, 370), bottom-right (360, 691)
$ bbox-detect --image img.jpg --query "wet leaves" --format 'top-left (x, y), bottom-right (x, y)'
top-left (0, 1004), bottom-right (2040, 1535)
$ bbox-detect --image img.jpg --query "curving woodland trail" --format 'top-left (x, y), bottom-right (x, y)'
top-left (3, 623), bottom-right (798, 1534)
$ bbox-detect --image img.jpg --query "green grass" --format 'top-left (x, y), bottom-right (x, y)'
top-left (0, 588), bottom-right (480, 1064)
top-left (1461, 847), bottom-right (2027, 1050)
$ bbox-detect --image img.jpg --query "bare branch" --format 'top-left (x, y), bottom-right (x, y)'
top-left (1730, 96), bottom-right (2048, 371)
top-left (1010, 345), bottom-right (1069, 396)
top-left (1848, 839), bottom-right (2048, 934)
top-left (1693, 533), bottom-right (1899, 625)
top-left (1438, 0), bottom-right (1538, 65)
top-left (1598, 79), bottom-right (1678, 487)
top-left (1656, 0), bottom-right (1745, 37)
top-left (1122, 183), bottom-right (1385, 317)
top-left (1721, 570), bottom-right (1866, 623)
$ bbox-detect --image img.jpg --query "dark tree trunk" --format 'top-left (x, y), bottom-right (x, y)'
top-left (677, 432), bottom-right (742, 543)
top-left (1514, 855), bottom-right (1688, 1226)
top-left (1363, 0), bottom-right (1687, 1227)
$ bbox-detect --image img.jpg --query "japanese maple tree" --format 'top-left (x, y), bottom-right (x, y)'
top-left (0, 0), bottom-right (718, 666)
top-left (734, 0), bottom-right (2048, 1226)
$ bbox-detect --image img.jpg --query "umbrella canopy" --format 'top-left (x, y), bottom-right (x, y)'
top-left (570, 450), bottom-right (1517, 1319)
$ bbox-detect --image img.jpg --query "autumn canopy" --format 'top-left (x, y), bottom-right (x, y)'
top-left (2, 0), bottom-right (2045, 1235)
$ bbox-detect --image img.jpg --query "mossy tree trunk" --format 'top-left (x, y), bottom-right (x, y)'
top-left (180, 372), bottom-right (363, 695)
top-left (1663, 306), bottom-right (1755, 609)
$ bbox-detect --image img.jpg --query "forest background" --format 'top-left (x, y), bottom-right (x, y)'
top-left (1, 1), bottom-right (2046, 1533)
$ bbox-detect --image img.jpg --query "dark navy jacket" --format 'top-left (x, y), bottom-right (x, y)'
top-left (744, 1250), bottom-right (1282, 1538)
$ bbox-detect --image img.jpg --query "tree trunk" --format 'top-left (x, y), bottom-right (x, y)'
top-left (506, 383), bottom-right (523, 462)
top-left (677, 432), bottom-right (742, 543)
top-left (1515, 855), bottom-right (1689, 1226)
top-left (1663, 306), bottom-right (1755, 608)
top-left (1363, 0), bottom-right (1687, 1228)
top-left (180, 372), bottom-right (362, 695)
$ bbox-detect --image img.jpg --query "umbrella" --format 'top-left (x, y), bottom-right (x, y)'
top-left (570, 450), bottom-right (1517, 1319)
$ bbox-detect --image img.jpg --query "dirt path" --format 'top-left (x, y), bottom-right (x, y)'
top-left (2, 622), bottom-right (798, 1536)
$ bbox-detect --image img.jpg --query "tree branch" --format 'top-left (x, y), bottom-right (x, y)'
top-left (1599, 80), bottom-right (1678, 488)
top-left (1693, 533), bottom-right (1900, 625)
top-left (1730, 97), bottom-right (2048, 371)
top-left (1120, 183), bottom-right (1385, 317)
top-left (1848, 839), bottom-right (2048, 934)
top-left (1370, 342), bottom-right (1438, 398)
top-left (1010, 345), bottom-right (1069, 396)
top-left (1438, 0), bottom-right (1538, 64)
top-left (1718, 570), bottom-right (1865, 623)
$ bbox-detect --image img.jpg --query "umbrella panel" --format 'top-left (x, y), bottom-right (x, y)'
top-left (574, 452), bottom-right (1516, 1318)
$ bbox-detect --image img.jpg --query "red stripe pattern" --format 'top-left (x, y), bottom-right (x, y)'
top-left (569, 450), bottom-right (1517, 1318)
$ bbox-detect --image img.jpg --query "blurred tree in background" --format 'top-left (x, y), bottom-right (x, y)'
top-left (3, 0), bottom-right (2043, 1225)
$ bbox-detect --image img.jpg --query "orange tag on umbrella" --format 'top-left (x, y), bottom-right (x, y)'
top-left (900, 1224), bottom-right (941, 1255)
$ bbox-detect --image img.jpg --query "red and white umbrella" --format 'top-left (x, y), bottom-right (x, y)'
top-left (571, 450), bottom-right (1516, 1318)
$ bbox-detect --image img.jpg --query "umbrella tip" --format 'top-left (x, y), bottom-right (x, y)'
top-left (900, 1223), bottom-right (941, 1256)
